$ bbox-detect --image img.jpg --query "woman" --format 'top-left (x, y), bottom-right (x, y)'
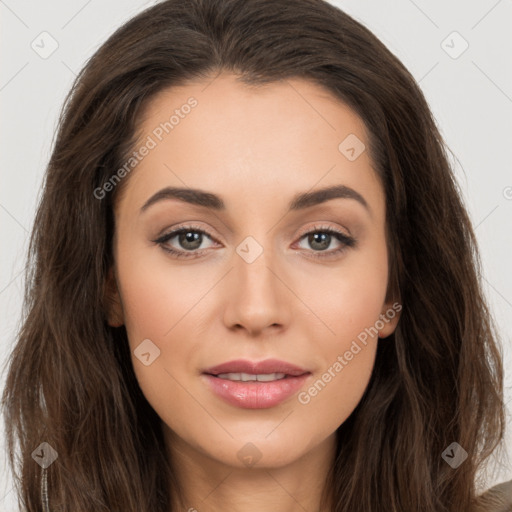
top-left (2, 0), bottom-right (509, 510)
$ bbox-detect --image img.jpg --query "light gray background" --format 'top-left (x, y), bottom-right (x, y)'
top-left (1, 0), bottom-right (511, 509)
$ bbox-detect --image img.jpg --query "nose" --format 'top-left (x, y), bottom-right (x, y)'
top-left (222, 243), bottom-right (292, 336)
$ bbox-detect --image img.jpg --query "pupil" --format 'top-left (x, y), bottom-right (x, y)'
top-left (310, 232), bottom-right (329, 251)
top-left (180, 231), bottom-right (201, 250)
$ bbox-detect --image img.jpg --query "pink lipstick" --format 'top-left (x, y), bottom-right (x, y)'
top-left (202, 358), bottom-right (311, 409)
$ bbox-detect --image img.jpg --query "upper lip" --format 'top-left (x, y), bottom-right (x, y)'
top-left (203, 358), bottom-right (310, 377)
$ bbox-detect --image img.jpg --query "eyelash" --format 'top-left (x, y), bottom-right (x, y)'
top-left (152, 223), bottom-right (357, 260)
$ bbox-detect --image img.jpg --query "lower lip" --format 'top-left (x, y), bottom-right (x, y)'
top-left (202, 373), bottom-right (310, 409)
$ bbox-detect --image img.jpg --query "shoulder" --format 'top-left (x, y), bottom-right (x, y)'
top-left (472, 479), bottom-right (512, 512)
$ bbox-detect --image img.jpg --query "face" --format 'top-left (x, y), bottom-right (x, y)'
top-left (106, 72), bottom-right (400, 471)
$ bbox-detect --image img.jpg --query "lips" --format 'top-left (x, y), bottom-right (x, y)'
top-left (202, 358), bottom-right (311, 409)
top-left (203, 358), bottom-right (310, 377)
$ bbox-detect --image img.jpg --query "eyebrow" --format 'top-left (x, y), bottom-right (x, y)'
top-left (140, 184), bottom-right (370, 215)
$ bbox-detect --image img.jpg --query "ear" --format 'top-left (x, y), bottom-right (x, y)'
top-left (377, 299), bottom-right (402, 339)
top-left (103, 266), bottom-right (124, 327)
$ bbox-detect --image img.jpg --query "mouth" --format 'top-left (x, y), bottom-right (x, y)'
top-left (202, 359), bottom-right (311, 409)
top-left (208, 372), bottom-right (290, 382)
top-left (203, 358), bottom-right (310, 377)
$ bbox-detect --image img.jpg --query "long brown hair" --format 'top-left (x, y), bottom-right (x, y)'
top-left (1, 0), bottom-right (504, 510)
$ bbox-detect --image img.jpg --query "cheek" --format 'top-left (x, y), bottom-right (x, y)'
top-left (296, 235), bottom-right (389, 349)
top-left (295, 344), bottom-right (377, 449)
top-left (292, 284), bottom-right (383, 433)
top-left (291, 242), bottom-right (387, 419)
top-left (116, 246), bottom-right (208, 342)
top-left (115, 247), bottom-right (218, 393)
top-left (115, 253), bottom-right (204, 420)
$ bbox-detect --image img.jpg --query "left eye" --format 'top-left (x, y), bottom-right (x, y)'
top-left (295, 227), bottom-right (355, 254)
top-left (153, 225), bottom-right (216, 258)
top-left (153, 224), bottom-right (356, 259)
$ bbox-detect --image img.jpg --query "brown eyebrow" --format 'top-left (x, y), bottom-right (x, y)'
top-left (140, 184), bottom-right (370, 215)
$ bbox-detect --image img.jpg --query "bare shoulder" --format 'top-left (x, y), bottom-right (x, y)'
top-left (472, 479), bottom-right (512, 512)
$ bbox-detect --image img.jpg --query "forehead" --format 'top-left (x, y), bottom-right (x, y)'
top-left (116, 72), bottom-right (384, 220)
top-left (140, 72), bottom-right (368, 142)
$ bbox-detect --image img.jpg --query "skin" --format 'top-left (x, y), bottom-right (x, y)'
top-left (105, 71), bottom-right (401, 511)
